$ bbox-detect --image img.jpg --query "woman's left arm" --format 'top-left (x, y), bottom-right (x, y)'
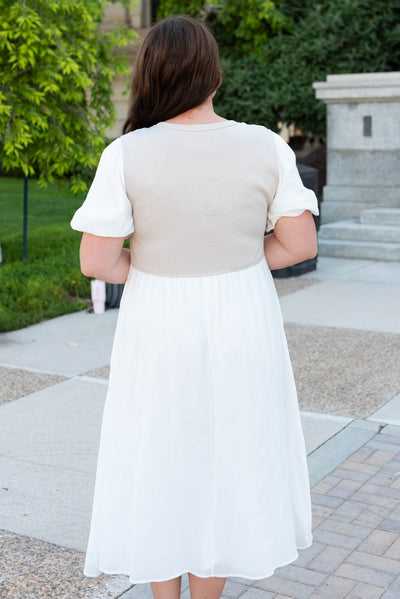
top-left (79, 233), bottom-right (131, 284)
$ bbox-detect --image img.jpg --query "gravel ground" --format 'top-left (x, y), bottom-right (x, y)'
top-left (0, 530), bottom-right (130, 599)
top-left (286, 322), bottom-right (400, 418)
top-left (273, 276), bottom-right (322, 297)
top-left (85, 365), bottom-right (110, 379)
top-left (0, 367), bottom-right (66, 406)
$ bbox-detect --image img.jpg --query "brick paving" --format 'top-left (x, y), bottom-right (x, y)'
top-left (244, 427), bottom-right (400, 599)
top-left (2, 424), bottom-right (399, 598)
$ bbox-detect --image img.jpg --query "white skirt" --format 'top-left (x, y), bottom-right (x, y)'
top-left (84, 255), bottom-right (313, 583)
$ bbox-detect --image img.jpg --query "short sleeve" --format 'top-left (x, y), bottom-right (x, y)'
top-left (70, 137), bottom-right (134, 238)
top-left (266, 132), bottom-right (319, 233)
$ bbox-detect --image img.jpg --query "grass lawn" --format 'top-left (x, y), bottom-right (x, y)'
top-left (0, 177), bottom-right (92, 332)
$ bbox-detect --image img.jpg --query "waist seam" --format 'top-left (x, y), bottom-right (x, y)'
top-left (129, 255), bottom-right (267, 279)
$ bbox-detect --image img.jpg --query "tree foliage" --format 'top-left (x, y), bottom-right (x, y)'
top-left (157, 0), bottom-right (290, 60)
top-left (158, 0), bottom-right (400, 137)
top-left (275, 0), bottom-right (314, 24)
top-left (261, 0), bottom-right (400, 136)
top-left (203, 0), bottom-right (289, 60)
top-left (0, 0), bottom-right (137, 193)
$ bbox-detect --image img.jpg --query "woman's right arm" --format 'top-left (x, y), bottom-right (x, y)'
top-left (263, 209), bottom-right (318, 270)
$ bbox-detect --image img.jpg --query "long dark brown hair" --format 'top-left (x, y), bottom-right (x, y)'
top-left (122, 16), bottom-right (223, 133)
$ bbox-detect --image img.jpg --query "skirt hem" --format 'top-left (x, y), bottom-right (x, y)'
top-left (83, 536), bottom-right (314, 584)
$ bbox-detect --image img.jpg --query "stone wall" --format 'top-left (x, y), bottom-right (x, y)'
top-left (101, 1), bottom-right (152, 138)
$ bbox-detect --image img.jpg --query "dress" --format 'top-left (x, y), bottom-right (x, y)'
top-left (70, 120), bottom-right (319, 584)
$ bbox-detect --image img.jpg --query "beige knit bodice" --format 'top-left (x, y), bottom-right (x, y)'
top-left (71, 120), bottom-right (319, 277)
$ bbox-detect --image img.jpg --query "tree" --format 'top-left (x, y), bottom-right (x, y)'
top-left (0, 0), bottom-right (136, 194)
top-left (261, 0), bottom-right (400, 137)
top-left (156, 0), bottom-right (290, 130)
top-left (158, 0), bottom-right (400, 137)
top-left (157, 0), bottom-right (289, 60)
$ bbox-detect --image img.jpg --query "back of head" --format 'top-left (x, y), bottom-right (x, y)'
top-left (122, 15), bottom-right (222, 133)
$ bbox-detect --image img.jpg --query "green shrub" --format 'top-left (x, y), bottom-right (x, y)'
top-left (215, 56), bottom-right (280, 130)
top-left (0, 229), bottom-right (90, 332)
top-left (0, 176), bottom-right (133, 332)
top-left (0, 177), bottom-right (90, 332)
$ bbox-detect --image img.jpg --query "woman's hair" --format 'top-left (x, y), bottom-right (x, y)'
top-left (122, 15), bottom-right (222, 133)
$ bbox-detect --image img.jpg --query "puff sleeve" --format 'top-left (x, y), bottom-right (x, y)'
top-left (266, 132), bottom-right (319, 233)
top-left (70, 137), bottom-right (134, 238)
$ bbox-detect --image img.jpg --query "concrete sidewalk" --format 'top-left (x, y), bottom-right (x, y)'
top-left (0, 257), bottom-right (399, 599)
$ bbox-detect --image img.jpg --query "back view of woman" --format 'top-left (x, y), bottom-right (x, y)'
top-left (71, 15), bottom-right (319, 599)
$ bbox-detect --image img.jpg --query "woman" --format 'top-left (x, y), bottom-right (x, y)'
top-left (70, 15), bottom-right (319, 599)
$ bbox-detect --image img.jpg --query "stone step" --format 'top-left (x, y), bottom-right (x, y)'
top-left (317, 239), bottom-right (400, 261)
top-left (318, 220), bottom-right (400, 243)
top-left (361, 208), bottom-right (400, 226)
top-left (320, 201), bottom-right (400, 224)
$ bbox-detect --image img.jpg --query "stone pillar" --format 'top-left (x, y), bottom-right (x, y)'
top-left (313, 72), bottom-right (400, 224)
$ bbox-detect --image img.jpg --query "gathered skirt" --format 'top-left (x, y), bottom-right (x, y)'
top-left (83, 254), bottom-right (313, 584)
